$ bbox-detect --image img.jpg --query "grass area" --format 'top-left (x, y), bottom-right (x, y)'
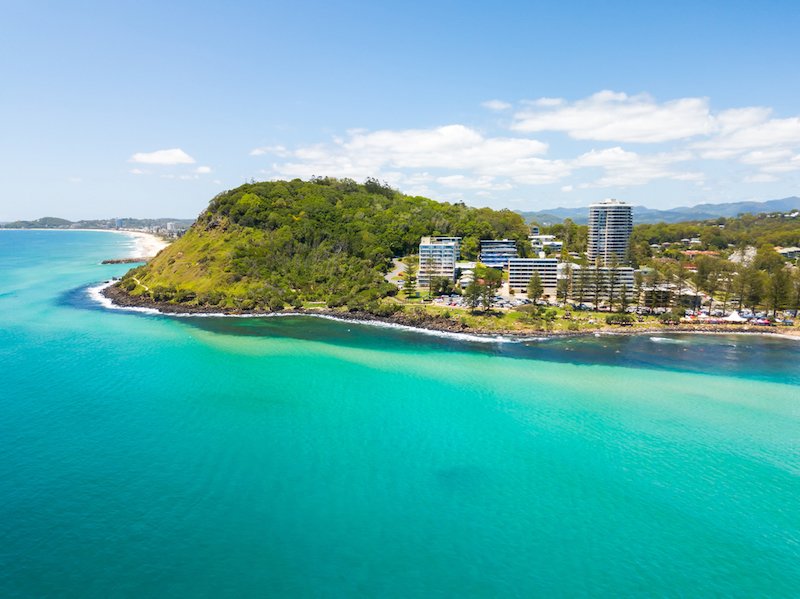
top-left (381, 301), bottom-right (664, 333)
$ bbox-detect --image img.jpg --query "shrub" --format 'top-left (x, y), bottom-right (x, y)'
top-left (197, 291), bottom-right (226, 306)
top-left (369, 301), bottom-right (402, 317)
top-left (150, 285), bottom-right (176, 302)
top-left (659, 309), bottom-right (682, 325)
top-left (266, 294), bottom-right (285, 311)
top-left (173, 289), bottom-right (197, 303)
top-left (606, 313), bottom-right (635, 325)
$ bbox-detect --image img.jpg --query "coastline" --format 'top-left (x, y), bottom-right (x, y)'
top-left (98, 282), bottom-right (800, 342)
top-left (1, 228), bottom-right (169, 259)
top-left (117, 230), bottom-right (170, 258)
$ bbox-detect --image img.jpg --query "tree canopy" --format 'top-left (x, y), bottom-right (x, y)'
top-left (122, 177), bottom-right (530, 311)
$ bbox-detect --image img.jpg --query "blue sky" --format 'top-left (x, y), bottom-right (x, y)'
top-left (2, 0), bottom-right (799, 220)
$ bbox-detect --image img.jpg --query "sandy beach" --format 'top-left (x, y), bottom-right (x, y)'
top-left (118, 230), bottom-right (170, 258)
top-left (1, 227), bottom-right (170, 259)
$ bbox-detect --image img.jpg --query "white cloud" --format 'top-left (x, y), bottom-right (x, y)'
top-left (574, 147), bottom-right (699, 187)
top-left (436, 175), bottom-right (513, 190)
top-left (129, 168), bottom-right (146, 175)
top-left (482, 99), bottom-right (512, 111)
top-left (694, 116), bottom-right (800, 158)
top-left (739, 148), bottom-right (794, 165)
top-left (250, 145), bottom-right (288, 157)
top-left (715, 107), bottom-right (772, 135)
top-left (533, 97), bottom-right (564, 107)
top-left (195, 166), bottom-right (212, 174)
top-left (266, 124), bottom-right (563, 185)
top-left (67, 176), bottom-right (82, 184)
top-left (129, 148), bottom-right (195, 165)
top-left (248, 90), bottom-right (800, 204)
top-left (513, 90), bottom-right (715, 143)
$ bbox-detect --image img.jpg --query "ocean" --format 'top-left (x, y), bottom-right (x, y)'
top-left (1, 229), bottom-right (799, 597)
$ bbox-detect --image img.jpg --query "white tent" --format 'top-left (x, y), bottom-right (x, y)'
top-left (723, 311), bottom-right (747, 323)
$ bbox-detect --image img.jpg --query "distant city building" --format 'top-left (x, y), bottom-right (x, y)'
top-left (530, 225), bottom-right (540, 236)
top-left (776, 246), bottom-right (800, 260)
top-left (418, 237), bottom-right (458, 289)
top-left (508, 258), bottom-right (558, 296)
top-left (479, 239), bottom-right (518, 268)
top-left (529, 234), bottom-right (563, 254)
top-left (587, 199), bottom-right (633, 265)
top-left (456, 261), bottom-right (476, 287)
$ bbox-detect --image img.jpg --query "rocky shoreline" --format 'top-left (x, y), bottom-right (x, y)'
top-left (100, 283), bottom-right (800, 340)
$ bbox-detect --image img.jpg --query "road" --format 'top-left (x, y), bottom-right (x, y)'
top-left (384, 258), bottom-right (407, 283)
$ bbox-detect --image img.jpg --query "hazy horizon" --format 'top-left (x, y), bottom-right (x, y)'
top-left (3, 190), bottom-right (799, 224)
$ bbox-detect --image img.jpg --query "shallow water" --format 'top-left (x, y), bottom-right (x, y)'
top-left (1, 230), bottom-right (799, 597)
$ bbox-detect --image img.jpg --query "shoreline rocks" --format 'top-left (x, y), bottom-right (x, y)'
top-left (100, 284), bottom-right (798, 340)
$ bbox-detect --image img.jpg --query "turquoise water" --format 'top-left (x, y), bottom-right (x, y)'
top-left (1, 230), bottom-right (799, 597)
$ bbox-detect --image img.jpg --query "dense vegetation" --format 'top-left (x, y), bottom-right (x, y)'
top-left (121, 177), bottom-right (530, 311)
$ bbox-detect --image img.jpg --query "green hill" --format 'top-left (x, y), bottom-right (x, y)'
top-left (2, 216), bottom-right (73, 228)
top-left (117, 177), bottom-right (530, 312)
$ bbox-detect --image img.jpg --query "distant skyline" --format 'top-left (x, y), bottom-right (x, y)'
top-left (2, 0), bottom-right (799, 220)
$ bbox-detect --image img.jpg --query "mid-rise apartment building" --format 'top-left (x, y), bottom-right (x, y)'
top-left (479, 239), bottom-right (518, 268)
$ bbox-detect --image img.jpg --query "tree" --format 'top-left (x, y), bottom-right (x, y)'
top-left (607, 259), bottom-right (620, 312)
top-left (719, 265), bottom-right (734, 315)
top-left (765, 267), bottom-right (791, 317)
top-left (574, 266), bottom-right (589, 306)
top-left (527, 271), bottom-right (544, 303)
top-left (672, 261), bottom-right (688, 309)
top-left (480, 284), bottom-right (494, 312)
top-left (592, 261), bottom-right (604, 309)
top-left (619, 284), bottom-right (630, 313)
top-left (464, 281), bottom-right (481, 313)
top-left (695, 256), bottom-right (721, 313)
top-left (557, 278), bottom-right (570, 305)
top-left (790, 269), bottom-right (800, 317)
top-left (633, 270), bottom-right (644, 310)
top-left (734, 265), bottom-right (764, 312)
top-left (432, 277), bottom-right (455, 296)
top-left (474, 265), bottom-right (502, 312)
top-left (402, 266), bottom-right (417, 297)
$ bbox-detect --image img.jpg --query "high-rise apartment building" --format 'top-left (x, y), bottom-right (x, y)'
top-left (587, 199), bottom-right (633, 264)
top-left (418, 237), bottom-right (459, 289)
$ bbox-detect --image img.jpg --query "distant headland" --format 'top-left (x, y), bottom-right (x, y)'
top-left (95, 177), bottom-right (800, 339)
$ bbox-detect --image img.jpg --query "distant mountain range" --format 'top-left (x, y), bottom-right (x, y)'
top-left (519, 196), bottom-right (800, 225)
top-left (0, 217), bottom-right (195, 229)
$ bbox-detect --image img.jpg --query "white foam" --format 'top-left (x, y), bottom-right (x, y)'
top-left (649, 336), bottom-right (685, 344)
top-left (88, 284), bottom-right (800, 344)
top-left (86, 281), bottom-right (161, 315)
top-left (85, 282), bottom-right (543, 344)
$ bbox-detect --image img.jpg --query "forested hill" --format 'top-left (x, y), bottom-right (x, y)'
top-left (119, 177), bottom-right (529, 311)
